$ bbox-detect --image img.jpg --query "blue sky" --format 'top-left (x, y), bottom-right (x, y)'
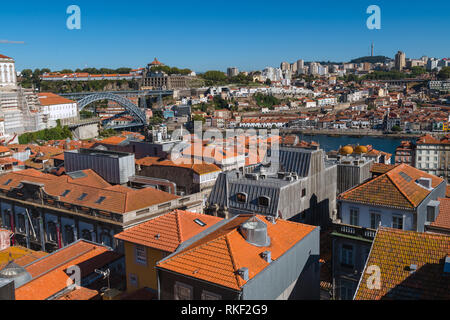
top-left (0, 0), bottom-right (449, 72)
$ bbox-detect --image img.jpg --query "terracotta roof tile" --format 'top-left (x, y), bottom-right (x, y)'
top-left (16, 240), bottom-right (120, 300)
top-left (339, 164), bottom-right (444, 209)
top-left (114, 210), bottom-right (223, 252)
top-left (431, 198), bottom-right (450, 231)
top-left (355, 227), bottom-right (450, 300)
top-left (157, 215), bottom-right (317, 290)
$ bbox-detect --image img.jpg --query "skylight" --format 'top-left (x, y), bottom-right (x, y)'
top-left (399, 171), bottom-right (412, 182)
top-left (78, 193), bottom-right (88, 201)
top-left (95, 196), bottom-right (106, 204)
top-left (3, 179), bottom-right (12, 186)
top-left (194, 219), bottom-right (207, 227)
top-left (61, 190), bottom-right (71, 197)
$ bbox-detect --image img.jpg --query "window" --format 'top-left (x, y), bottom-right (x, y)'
top-left (201, 290), bottom-right (221, 300)
top-left (340, 280), bottom-right (355, 300)
top-left (78, 193), bottom-right (88, 201)
top-left (135, 245), bottom-right (147, 265)
top-left (258, 196), bottom-right (270, 207)
top-left (95, 196), bottom-right (106, 204)
top-left (17, 214), bottom-right (26, 233)
top-left (236, 193), bottom-right (247, 203)
top-left (129, 274), bottom-right (138, 287)
top-left (350, 208), bottom-right (359, 226)
top-left (194, 219), bottom-right (206, 227)
top-left (301, 189), bottom-right (306, 197)
top-left (81, 229), bottom-right (92, 241)
top-left (174, 282), bottom-right (193, 300)
top-left (341, 244), bottom-right (354, 267)
top-left (64, 225), bottom-right (75, 244)
top-left (47, 221), bottom-right (57, 242)
top-left (370, 212), bottom-right (381, 229)
top-left (426, 206), bottom-right (435, 222)
top-left (392, 215), bottom-right (403, 230)
top-left (60, 190), bottom-right (71, 197)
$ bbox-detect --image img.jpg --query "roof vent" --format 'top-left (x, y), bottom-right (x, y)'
top-left (266, 216), bottom-right (276, 224)
top-left (155, 234), bottom-right (161, 240)
top-left (406, 264), bottom-right (418, 274)
top-left (239, 216), bottom-right (270, 247)
top-left (416, 177), bottom-right (432, 190)
top-left (237, 267), bottom-right (249, 281)
top-left (245, 173), bottom-right (259, 180)
top-left (261, 251), bottom-right (272, 263)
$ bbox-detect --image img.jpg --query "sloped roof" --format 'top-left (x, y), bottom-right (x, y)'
top-left (114, 210), bottom-right (223, 252)
top-left (355, 227), bottom-right (450, 300)
top-left (37, 93), bottom-right (75, 106)
top-left (339, 164), bottom-right (444, 209)
top-left (15, 240), bottom-right (121, 300)
top-left (0, 169), bottom-right (179, 214)
top-left (136, 157), bottom-right (221, 175)
top-left (157, 215), bottom-right (317, 290)
top-left (431, 198), bottom-right (450, 231)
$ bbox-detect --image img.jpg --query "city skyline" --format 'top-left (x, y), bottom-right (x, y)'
top-left (0, 0), bottom-right (449, 72)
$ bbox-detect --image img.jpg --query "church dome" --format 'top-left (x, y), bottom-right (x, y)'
top-left (354, 145), bottom-right (368, 154)
top-left (339, 145), bottom-right (354, 155)
top-left (0, 261), bottom-right (32, 289)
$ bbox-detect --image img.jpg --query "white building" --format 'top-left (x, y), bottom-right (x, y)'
top-left (0, 54), bottom-right (16, 87)
top-left (37, 92), bottom-right (78, 128)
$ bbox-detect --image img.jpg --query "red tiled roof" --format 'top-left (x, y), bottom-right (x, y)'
top-left (56, 286), bottom-right (100, 300)
top-left (37, 93), bottom-right (75, 106)
top-left (0, 169), bottom-right (179, 214)
top-left (339, 164), bottom-right (444, 209)
top-left (157, 215), bottom-right (317, 290)
top-left (431, 198), bottom-right (450, 231)
top-left (136, 157), bottom-right (221, 175)
top-left (16, 240), bottom-right (121, 300)
top-left (114, 210), bottom-right (223, 252)
top-left (355, 227), bottom-right (450, 300)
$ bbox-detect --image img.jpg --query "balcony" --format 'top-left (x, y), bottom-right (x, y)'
top-left (331, 223), bottom-right (376, 241)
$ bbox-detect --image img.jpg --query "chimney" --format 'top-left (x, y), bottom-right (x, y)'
top-left (261, 251), bottom-right (272, 263)
top-left (237, 267), bottom-right (249, 281)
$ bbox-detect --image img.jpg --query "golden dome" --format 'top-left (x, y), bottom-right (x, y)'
top-left (354, 145), bottom-right (368, 154)
top-left (339, 145), bottom-right (354, 155)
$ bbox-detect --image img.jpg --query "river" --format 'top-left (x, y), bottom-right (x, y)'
top-left (297, 134), bottom-right (416, 164)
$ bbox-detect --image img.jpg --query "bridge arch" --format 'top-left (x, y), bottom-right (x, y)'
top-left (77, 92), bottom-right (147, 125)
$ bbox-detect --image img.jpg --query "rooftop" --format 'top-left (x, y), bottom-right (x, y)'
top-left (339, 164), bottom-right (444, 209)
top-left (114, 210), bottom-right (223, 252)
top-left (355, 227), bottom-right (450, 300)
top-left (156, 215), bottom-right (317, 290)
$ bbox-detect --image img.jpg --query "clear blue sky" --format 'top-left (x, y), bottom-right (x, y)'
top-left (0, 0), bottom-right (449, 72)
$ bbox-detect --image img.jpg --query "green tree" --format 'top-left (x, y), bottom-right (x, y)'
top-left (438, 67), bottom-right (450, 80)
top-left (201, 71), bottom-right (227, 82)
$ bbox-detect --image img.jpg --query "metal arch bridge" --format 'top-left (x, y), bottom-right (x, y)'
top-left (77, 92), bottom-right (147, 126)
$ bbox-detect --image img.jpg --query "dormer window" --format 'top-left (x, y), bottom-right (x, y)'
top-left (258, 196), bottom-right (270, 207)
top-left (236, 193), bottom-right (247, 203)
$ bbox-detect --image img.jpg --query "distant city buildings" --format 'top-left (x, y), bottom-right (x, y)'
top-left (227, 67), bottom-right (239, 77)
top-left (395, 51), bottom-right (406, 71)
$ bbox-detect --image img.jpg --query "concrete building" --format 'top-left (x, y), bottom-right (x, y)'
top-left (37, 93), bottom-right (78, 128)
top-left (227, 67), bottom-right (239, 78)
top-left (114, 210), bottom-right (223, 295)
top-left (0, 168), bottom-right (201, 253)
top-left (64, 148), bottom-right (136, 185)
top-left (156, 214), bottom-right (320, 300)
top-left (206, 147), bottom-right (337, 228)
top-left (395, 140), bottom-right (416, 166)
top-left (415, 134), bottom-right (450, 182)
top-left (0, 54), bottom-right (16, 87)
top-left (395, 51), bottom-right (406, 71)
top-left (332, 164), bottom-right (446, 299)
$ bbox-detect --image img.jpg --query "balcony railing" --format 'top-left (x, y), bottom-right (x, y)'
top-left (332, 223), bottom-right (376, 240)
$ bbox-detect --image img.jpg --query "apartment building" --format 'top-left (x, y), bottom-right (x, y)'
top-left (415, 134), bottom-right (450, 182)
top-left (332, 164), bottom-right (446, 299)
